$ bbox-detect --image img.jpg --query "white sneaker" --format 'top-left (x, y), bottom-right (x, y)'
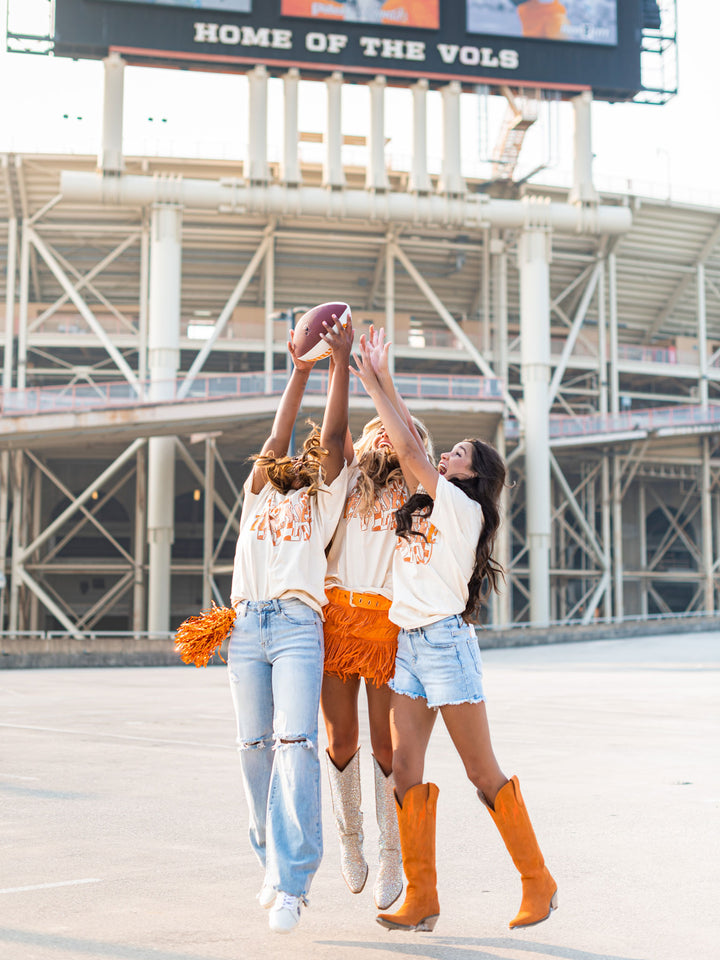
top-left (268, 891), bottom-right (302, 934)
top-left (257, 884), bottom-right (276, 910)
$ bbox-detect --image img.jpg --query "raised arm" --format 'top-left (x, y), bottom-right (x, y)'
top-left (364, 326), bottom-right (427, 460)
top-left (319, 316), bottom-right (354, 484)
top-left (328, 355), bottom-right (356, 466)
top-left (250, 333), bottom-right (313, 494)
top-left (352, 338), bottom-right (440, 498)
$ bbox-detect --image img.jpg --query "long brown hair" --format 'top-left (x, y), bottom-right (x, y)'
top-left (252, 423), bottom-right (328, 497)
top-left (395, 439), bottom-right (506, 622)
top-left (352, 416), bottom-right (432, 517)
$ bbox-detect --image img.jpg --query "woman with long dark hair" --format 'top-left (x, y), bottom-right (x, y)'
top-left (351, 336), bottom-right (557, 934)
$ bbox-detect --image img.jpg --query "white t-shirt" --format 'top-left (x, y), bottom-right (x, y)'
top-left (230, 464), bottom-right (348, 616)
top-left (390, 475), bottom-right (484, 630)
top-left (325, 463), bottom-right (407, 599)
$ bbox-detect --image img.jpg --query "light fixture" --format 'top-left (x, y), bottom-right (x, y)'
top-left (193, 489), bottom-right (201, 502)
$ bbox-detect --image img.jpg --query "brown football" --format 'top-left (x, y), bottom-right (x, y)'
top-left (294, 302), bottom-right (351, 362)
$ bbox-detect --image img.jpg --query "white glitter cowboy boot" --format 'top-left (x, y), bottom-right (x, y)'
top-left (372, 755), bottom-right (403, 910)
top-left (326, 748), bottom-right (369, 894)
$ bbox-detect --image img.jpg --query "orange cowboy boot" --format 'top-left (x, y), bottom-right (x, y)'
top-left (482, 776), bottom-right (558, 928)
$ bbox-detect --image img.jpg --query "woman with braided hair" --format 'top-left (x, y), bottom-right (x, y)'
top-left (351, 335), bottom-right (557, 934)
top-left (227, 316), bottom-right (353, 934)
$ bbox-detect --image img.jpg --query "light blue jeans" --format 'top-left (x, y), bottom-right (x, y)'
top-left (227, 598), bottom-right (324, 899)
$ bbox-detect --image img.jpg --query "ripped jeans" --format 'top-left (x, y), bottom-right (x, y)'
top-left (227, 598), bottom-right (324, 899)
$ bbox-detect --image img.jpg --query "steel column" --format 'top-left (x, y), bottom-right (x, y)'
top-left (147, 203), bottom-right (182, 633)
top-left (493, 237), bottom-right (511, 625)
top-left (3, 217), bottom-right (16, 390)
top-left (246, 65), bottom-right (269, 183)
top-left (439, 81), bottom-right (464, 195)
top-left (264, 230), bottom-right (275, 391)
top-left (569, 91), bottom-right (598, 206)
top-left (701, 437), bottom-right (714, 611)
top-left (367, 76), bottom-right (389, 192)
top-left (639, 481), bottom-right (648, 616)
top-left (100, 52), bottom-right (125, 175)
top-left (203, 439), bottom-right (216, 610)
top-left (697, 263), bottom-right (709, 408)
top-left (518, 227), bottom-right (552, 625)
top-left (281, 69), bottom-right (301, 185)
top-left (133, 444), bottom-right (146, 633)
top-left (409, 79), bottom-right (431, 193)
top-left (324, 72), bottom-right (345, 189)
top-left (385, 234), bottom-right (395, 375)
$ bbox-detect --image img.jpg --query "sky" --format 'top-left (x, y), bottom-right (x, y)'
top-left (0, 1), bottom-right (717, 207)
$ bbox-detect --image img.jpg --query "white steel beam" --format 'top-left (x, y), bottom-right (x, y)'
top-left (367, 76), bottom-right (389, 192)
top-left (18, 439), bottom-right (145, 563)
top-left (133, 444), bottom-right (146, 633)
top-left (30, 232), bottom-right (140, 333)
top-left (549, 452), bottom-right (606, 567)
top-left (569, 91), bottom-right (598, 206)
top-left (246, 65), bottom-right (269, 184)
top-left (548, 260), bottom-right (601, 406)
top-left (519, 227), bottom-right (552, 625)
top-left (697, 263), bottom-right (709, 408)
top-left (439, 82), bottom-right (464, 195)
top-left (385, 234), bottom-right (395, 376)
top-left (409, 79), bottom-right (431, 193)
top-left (264, 227), bottom-right (275, 392)
top-left (3, 218), bottom-right (17, 390)
top-left (147, 202), bottom-right (182, 633)
top-left (60, 172), bottom-right (633, 235)
top-left (178, 230), bottom-right (273, 399)
top-left (701, 437), bottom-right (714, 611)
top-left (101, 52), bottom-right (125, 176)
top-left (391, 240), bottom-right (520, 418)
top-left (281, 69), bottom-right (301, 186)
top-left (203, 438), bottom-right (215, 610)
top-left (28, 228), bottom-right (140, 393)
top-left (324, 72), bottom-right (345, 189)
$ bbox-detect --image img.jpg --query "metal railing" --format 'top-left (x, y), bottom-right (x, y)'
top-left (0, 371), bottom-right (504, 418)
top-left (547, 403), bottom-right (720, 439)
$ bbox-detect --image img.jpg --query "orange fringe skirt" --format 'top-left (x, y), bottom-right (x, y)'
top-left (323, 588), bottom-right (399, 687)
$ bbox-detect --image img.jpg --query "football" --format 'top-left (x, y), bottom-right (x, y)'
top-left (294, 301), bottom-right (351, 362)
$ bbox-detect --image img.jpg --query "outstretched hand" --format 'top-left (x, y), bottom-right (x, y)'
top-left (288, 330), bottom-right (314, 374)
top-left (363, 324), bottom-right (391, 377)
top-left (320, 314), bottom-right (354, 365)
top-left (351, 336), bottom-right (383, 397)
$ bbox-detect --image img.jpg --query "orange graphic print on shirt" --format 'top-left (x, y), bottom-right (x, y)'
top-left (345, 480), bottom-right (406, 532)
top-left (250, 494), bottom-right (312, 545)
top-left (396, 516), bottom-right (438, 565)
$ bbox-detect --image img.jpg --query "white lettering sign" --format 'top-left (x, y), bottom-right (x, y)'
top-left (192, 22), bottom-right (519, 74)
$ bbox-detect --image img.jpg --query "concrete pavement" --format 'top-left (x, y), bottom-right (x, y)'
top-left (1, 631), bottom-right (718, 960)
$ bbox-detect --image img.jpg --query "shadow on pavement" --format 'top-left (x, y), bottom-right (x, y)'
top-left (316, 937), bottom-right (647, 960)
top-left (0, 929), bottom-right (228, 960)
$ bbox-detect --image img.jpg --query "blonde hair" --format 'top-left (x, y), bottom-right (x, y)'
top-left (352, 416), bottom-right (433, 517)
top-left (252, 423), bottom-right (328, 497)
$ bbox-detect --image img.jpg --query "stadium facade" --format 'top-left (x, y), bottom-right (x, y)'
top-left (1, 58), bottom-right (718, 638)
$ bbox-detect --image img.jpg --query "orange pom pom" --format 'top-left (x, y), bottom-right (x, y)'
top-left (174, 602), bottom-right (237, 668)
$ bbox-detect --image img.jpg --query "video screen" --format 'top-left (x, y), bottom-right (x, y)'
top-left (96, 0), bottom-right (252, 11)
top-left (281, 1), bottom-right (440, 30)
top-left (467, 0), bottom-right (617, 46)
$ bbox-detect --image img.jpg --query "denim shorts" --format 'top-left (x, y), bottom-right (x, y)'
top-left (389, 614), bottom-right (485, 709)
